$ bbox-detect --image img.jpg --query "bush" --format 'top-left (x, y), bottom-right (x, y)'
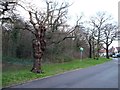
top-left (54, 54), bottom-right (73, 63)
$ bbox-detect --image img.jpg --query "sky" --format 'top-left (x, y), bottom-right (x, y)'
top-left (68, 0), bottom-right (119, 19)
top-left (19, 0), bottom-right (119, 22)
top-left (18, 0), bottom-right (120, 48)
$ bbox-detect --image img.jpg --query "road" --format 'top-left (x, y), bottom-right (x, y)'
top-left (9, 58), bottom-right (119, 88)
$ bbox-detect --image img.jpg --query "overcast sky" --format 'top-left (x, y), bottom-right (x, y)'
top-left (18, 0), bottom-right (119, 48)
top-left (68, 0), bottom-right (119, 19)
top-left (19, 0), bottom-right (119, 22)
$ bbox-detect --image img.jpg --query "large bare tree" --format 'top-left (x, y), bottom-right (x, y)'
top-left (17, 1), bottom-right (71, 73)
top-left (89, 12), bottom-right (112, 59)
top-left (102, 23), bottom-right (117, 59)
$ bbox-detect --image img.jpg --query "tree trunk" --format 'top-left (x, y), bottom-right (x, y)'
top-left (92, 38), bottom-right (95, 59)
top-left (106, 45), bottom-right (109, 59)
top-left (31, 25), bottom-right (46, 73)
top-left (31, 39), bottom-right (42, 73)
top-left (96, 42), bottom-right (100, 60)
top-left (96, 49), bottom-right (99, 60)
top-left (89, 42), bottom-right (92, 58)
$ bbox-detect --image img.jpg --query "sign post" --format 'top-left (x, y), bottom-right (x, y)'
top-left (80, 47), bottom-right (84, 61)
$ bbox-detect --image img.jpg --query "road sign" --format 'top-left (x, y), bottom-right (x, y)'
top-left (80, 47), bottom-right (84, 61)
top-left (80, 47), bottom-right (84, 51)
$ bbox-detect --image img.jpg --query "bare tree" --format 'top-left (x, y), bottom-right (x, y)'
top-left (89, 12), bottom-right (112, 59)
top-left (17, 1), bottom-right (71, 73)
top-left (85, 27), bottom-right (96, 58)
top-left (102, 23), bottom-right (117, 59)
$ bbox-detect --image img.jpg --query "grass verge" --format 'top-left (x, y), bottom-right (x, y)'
top-left (2, 57), bottom-right (111, 87)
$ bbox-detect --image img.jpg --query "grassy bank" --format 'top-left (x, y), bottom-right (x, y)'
top-left (2, 57), bottom-right (111, 87)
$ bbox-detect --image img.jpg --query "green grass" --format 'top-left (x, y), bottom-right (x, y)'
top-left (2, 57), bottom-right (111, 88)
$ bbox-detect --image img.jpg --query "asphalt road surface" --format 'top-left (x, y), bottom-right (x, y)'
top-left (10, 58), bottom-right (119, 88)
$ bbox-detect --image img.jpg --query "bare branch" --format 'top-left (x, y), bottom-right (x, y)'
top-left (28, 11), bottom-right (38, 31)
top-left (51, 36), bottom-right (76, 45)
